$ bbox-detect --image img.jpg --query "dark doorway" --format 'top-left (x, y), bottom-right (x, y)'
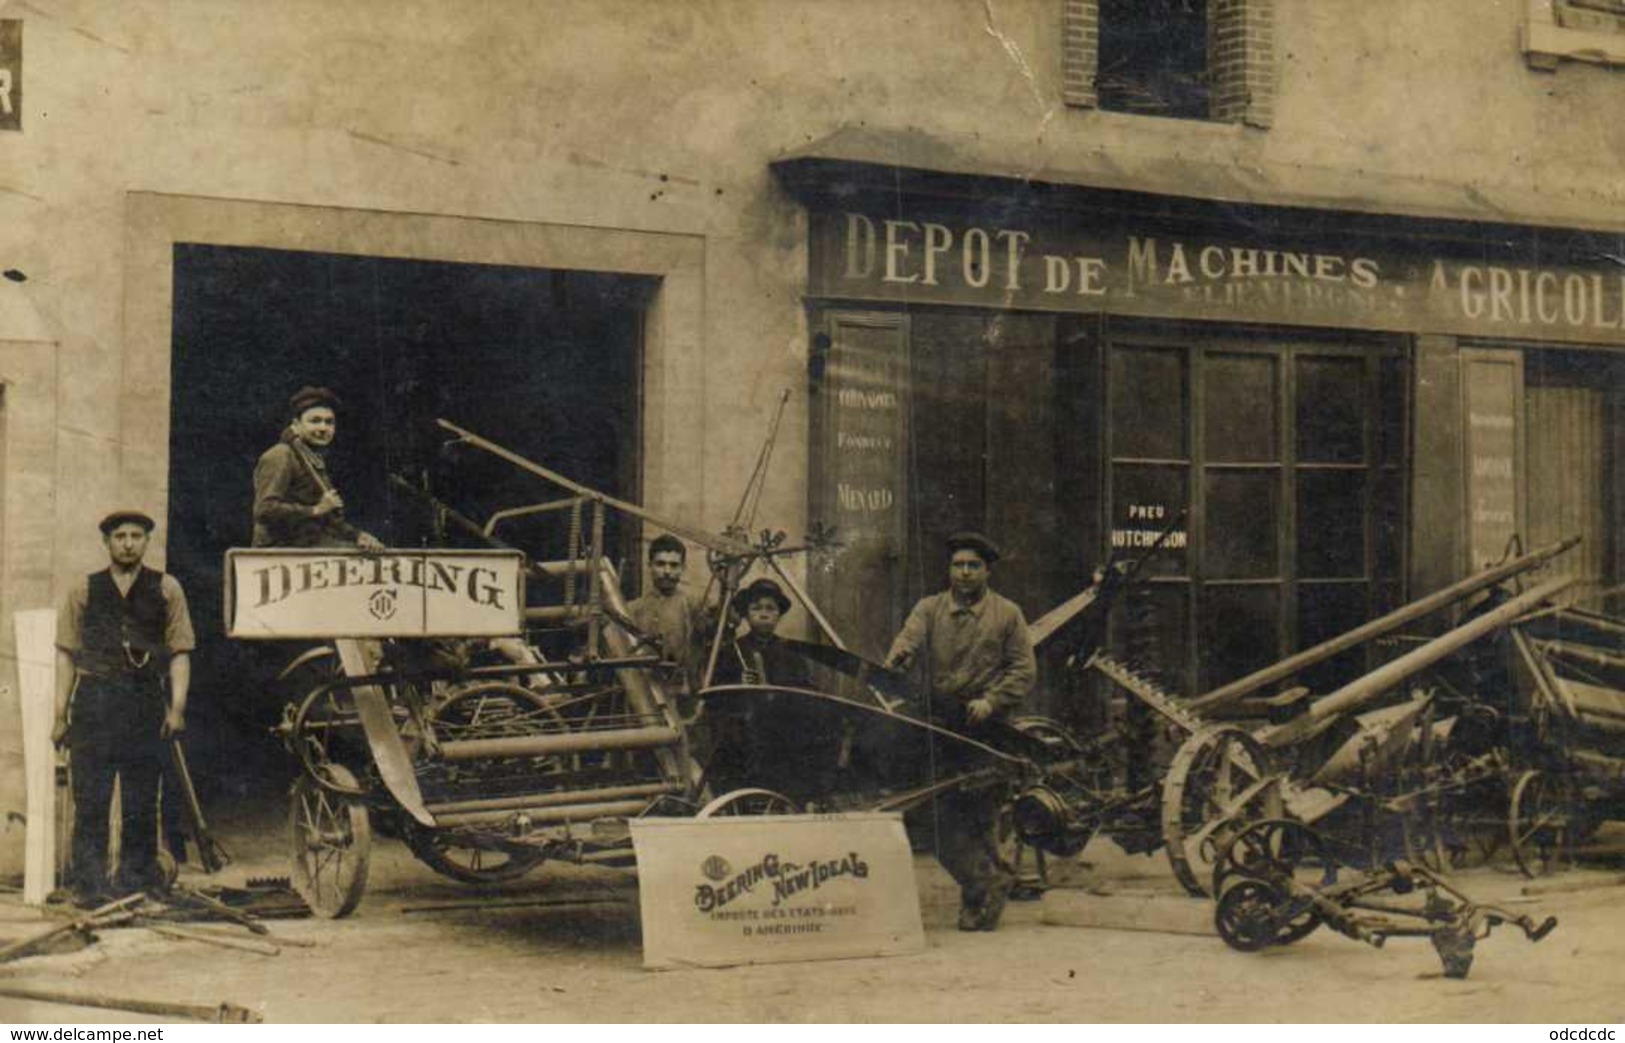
top-left (168, 244), bottom-right (652, 801)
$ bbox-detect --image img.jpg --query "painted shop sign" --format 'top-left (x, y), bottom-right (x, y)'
top-left (1460, 351), bottom-right (1524, 572)
top-left (0, 20), bottom-right (20, 132)
top-left (809, 210), bottom-right (1625, 346)
top-left (630, 813), bottom-right (924, 969)
top-left (225, 548), bottom-right (525, 639)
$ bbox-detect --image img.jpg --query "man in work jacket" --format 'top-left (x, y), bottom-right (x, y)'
top-left (885, 531), bottom-right (1036, 932)
top-left (251, 384), bottom-right (384, 550)
top-left (52, 510), bottom-right (196, 906)
top-left (627, 533), bottom-right (711, 694)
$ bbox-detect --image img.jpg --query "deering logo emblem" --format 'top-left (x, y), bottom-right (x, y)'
top-left (701, 855), bottom-right (732, 882)
top-left (368, 588), bottom-right (398, 621)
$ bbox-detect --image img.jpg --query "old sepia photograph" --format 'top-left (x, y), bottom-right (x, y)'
top-left (0, 0), bottom-right (1622, 1026)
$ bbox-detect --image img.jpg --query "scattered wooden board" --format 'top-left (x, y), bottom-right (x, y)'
top-left (1041, 889), bottom-right (1216, 936)
top-left (14, 609), bottom-right (57, 906)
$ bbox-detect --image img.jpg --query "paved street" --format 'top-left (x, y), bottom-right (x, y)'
top-left (2, 814), bottom-right (1622, 1024)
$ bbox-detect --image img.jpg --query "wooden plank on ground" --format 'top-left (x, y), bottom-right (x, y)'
top-left (1041, 889), bottom-right (1216, 937)
top-left (14, 609), bottom-right (56, 906)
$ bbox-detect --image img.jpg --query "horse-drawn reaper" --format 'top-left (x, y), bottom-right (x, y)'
top-left (225, 420), bottom-right (1097, 917)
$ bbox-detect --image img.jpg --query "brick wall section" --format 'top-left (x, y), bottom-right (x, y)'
top-left (1060, 0), bottom-right (1098, 108)
top-left (1210, 0), bottom-right (1276, 127)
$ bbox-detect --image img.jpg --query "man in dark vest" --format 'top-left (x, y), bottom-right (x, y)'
top-left (52, 510), bottom-right (195, 906)
top-left (252, 385), bottom-right (384, 551)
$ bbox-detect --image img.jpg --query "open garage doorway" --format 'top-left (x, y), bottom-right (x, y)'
top-left (168, 244), bottom-right (653, 802)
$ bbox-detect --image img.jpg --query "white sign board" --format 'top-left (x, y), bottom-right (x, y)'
top-left (226, 549), bottom-right (524, 639)
top-left (630, 813), bottom-right (925, 970)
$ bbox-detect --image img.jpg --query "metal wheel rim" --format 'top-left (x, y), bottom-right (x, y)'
top-left (1162, 726), bottom-right (1271, 897)
top-left (405, 828), bottom-right (547, 885)
top-left (696, 787), bottom-right (800, 818)
top-left (1214, 879), bottom-right (1288, 952)
top-left (1508, 769), bottom-right (1573, 878)
top-left (291, 683), bottom-right (367, 796)
top-left (289, 763), bottom-right (372, 918)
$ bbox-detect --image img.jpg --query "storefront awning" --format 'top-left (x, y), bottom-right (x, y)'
top-left (771, 125), bottom-right (1625, 245)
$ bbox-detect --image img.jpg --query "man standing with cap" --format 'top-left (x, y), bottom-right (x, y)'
top-left (627, 534), bottom-right (710, 694)
top-left (252, 385), bottom-right (385, 551)
top-left (52, 511), bottom-right (196, 905)
top-left (884, 531), bottom-right (1035, 931)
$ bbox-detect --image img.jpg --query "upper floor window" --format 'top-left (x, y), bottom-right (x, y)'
top-left (1525, 0), bottom-right (1625, 68)
top-left (1061, 0), bottom-right (1275, 127)
top-left (1096, 0), bottom-right (1211, 119)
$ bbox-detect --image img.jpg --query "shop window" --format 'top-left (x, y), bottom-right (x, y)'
top-left (1110, 345), bottom-right (1187, 459)
top-left (1061, 0), bottom-right (1276, 126)
top-left (1204, 470), bottom-right (1279, 578)
top-left (1523, 349), bottom-right (1624, 607)
top-left (1106, 337), bottom-right (1406, 695)
top-left (1200, 586), bottom-right (1281, 683)
top-left (1296, 582), bottom-right (1369, 695)
top-left (1297, 356), bottom-right (1365, 464)
top-left (1297, 470), bottom-right (1366, 578)
top-left (1204, 352), bottom-right (1278, 461)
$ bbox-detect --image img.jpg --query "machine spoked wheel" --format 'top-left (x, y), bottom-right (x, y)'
top-left (289, 683), bottom-right (367, 797)
top-left (997, 717), bottom-right (1086, 895)
top-left (1508, 770), bottom-right (1576, 878)
top-left (1213, 819), bottom-right (1325, 946)
top-left (289, 764), bottom-right (371, 918)
top-left (1214, 878), bottom-right (1294, 952)
top-left (404, 828), bottom-right (547, 885)
top-left (697, 788), bottom-right (800, 817)
top-left (1402, 784), bottom-right (1506, 873)
top-left (1162, 727), bottom-right (1274, 897)
top-left (429, 682), bottom-right (573, 750)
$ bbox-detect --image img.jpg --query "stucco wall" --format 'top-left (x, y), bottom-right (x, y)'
top-left (2, 0), bottom-right (1620, 569)
top-left (1, 0), bottom-right (1622, 875)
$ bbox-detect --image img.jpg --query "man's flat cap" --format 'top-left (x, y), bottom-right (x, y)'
top-left (288, 385), bottom-right (342, 418)
top-left (945, 531), bottom-right (1001, 563)
top-left (732, 577), bottom-right (793, 616)
top-left (99, 510), bottom-right (156, 535)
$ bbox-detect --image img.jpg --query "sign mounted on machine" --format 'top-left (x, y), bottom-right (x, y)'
top-left (631, 813), bottom-right (925, 970)
top-left (225, 548), bottom-right (525, 638)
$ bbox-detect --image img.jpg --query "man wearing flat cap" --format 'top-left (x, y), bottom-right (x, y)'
top-left (52, 511), bottom-right (195, 906)
top-left (884, 530), bottom-right (1035, 931)
top-left (252, 386), bottom-right (384, 551)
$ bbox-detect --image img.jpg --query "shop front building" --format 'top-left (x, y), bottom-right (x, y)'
top-left (777, 157), bottom-right (1625, 709)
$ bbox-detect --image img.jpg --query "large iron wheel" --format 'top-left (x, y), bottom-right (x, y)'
top-left (696, 788), bottom-right (800, 818)
top-left (1508, 769), bottom-right (1576, 878)
top-left (1162, 727), bottom-right (1274, 897)
top-left (288, 680), bottom-right (368, 797)
top-left (289, 764), bottom-right (371, 918)
top-left (1402, 779), bottom-right (1506, 873)
top-left (404, 828), bottom-right (546, 885)
top-left (1213, 818), bottom-right (1325, 946)
top-left (422, 680), bottom-right (579, 779)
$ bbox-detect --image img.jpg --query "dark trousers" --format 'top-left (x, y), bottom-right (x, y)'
top-left (931, 786), bottom-right (1009, 906)
top-left (65, 676), bottom-right (167, 895)
top-left (915, 703), bottom-right (1014, 909)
